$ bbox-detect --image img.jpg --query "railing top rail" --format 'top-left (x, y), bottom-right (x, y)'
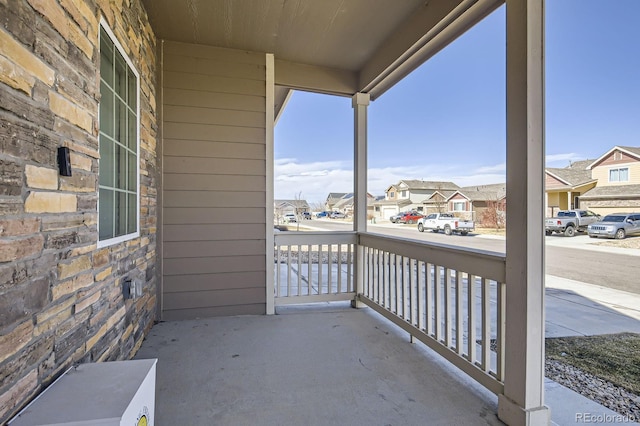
top-left (358, 232), bottom-right (506, 283)
top-left (274, 231), bottom-right (357, 245)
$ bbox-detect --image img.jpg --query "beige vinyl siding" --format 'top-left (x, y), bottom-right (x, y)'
top-left (161, 41), bottom-right (267, 320)
top-left (592, 162), bottom-right (640, 186)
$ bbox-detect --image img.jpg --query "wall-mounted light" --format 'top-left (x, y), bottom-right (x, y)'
top-left (57, 147), bottom-right (72, 176)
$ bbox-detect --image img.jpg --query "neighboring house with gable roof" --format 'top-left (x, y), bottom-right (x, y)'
top-left (446, 183), bottom-right (507, 223)
top-left (579, 146), bottom-right (640, 214)
top-left (545, 159), bottom-right (597, 216)
top-left (324, 192), bottom-right (348, 211)
top-left (274, 199), bottom-right (311, 222)
top-left (376, 180), bottom-right (459, 219)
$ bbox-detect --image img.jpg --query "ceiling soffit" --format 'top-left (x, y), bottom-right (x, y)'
top-left (143, 0), bottom-right (504, 98)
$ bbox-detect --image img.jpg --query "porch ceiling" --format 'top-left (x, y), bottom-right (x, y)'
top-left (142, 0), bottom-right (503, 99)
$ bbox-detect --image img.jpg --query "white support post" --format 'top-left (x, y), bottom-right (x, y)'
top-left (352, 92), bottom-right (370, 309)
top-left (499, 1), bottom-right (550, 425)
top-left (265, 53), bottom-right (276, 315)
top-left (567, 191), bottom-right (572, 209)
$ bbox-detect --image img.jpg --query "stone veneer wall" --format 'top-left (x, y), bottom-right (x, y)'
top-left (0, 0), bottom-right (157, 421)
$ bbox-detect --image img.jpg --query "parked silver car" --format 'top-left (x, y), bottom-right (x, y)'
top-left (587, 213), bottom-right (640, 239)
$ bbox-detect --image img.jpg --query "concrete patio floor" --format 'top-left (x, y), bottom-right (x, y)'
top-left (135, 298), bottom-right (639, 425)
top-left (135, 303), bottom-right (503, 426)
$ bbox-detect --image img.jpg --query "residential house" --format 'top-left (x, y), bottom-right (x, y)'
top-left (580, 146), bottom-right (640, 214)
top-left (545, 159), bottom-right (597, 216)
top-left (446, 183), bottom-right (507, 224)
top-left (330, 192), bottom-right (377, 217)
top-left (274, 199), bottom-right (311, 216)
top-left (0, 1), bottom-right (550, 424)
top-left (324, 192), bottom-right (348, 211)
top-left (376, 180), bottom-right (459, 219)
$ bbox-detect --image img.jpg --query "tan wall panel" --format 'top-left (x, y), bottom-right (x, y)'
top-left (163, 88), bottom-right (265, 111)
top-left (163, 53), bottom-right (265, 80)
top-left (163, 139), bottom-right (265, 159)
top-left (164, 207), bottom-right (265, 225)
top-left (163, 156), bottom-right (265, 175)
top-left (164, 240), bottom-right (265, 259)
top-left (164, 41), bottom-right (265, 65)
top-left (162, 304), bottom-right (265, 321)
top-left (164, 255), bottom-right (265, 276)
top-left (163, 287), bottom-right (266, 310)
top-left (161, 42), bottom-right (267, 319)
top-left (163, 190), bottom-right (264, 208)
top-left (164, 122), bottom-right (265, 143)
top-left (163, 174), bottom-right (265, 191)
top-left (163, 224), bottom-right (266, 242)
top-left (164, 106), bottom-right (265, 128)
top-left (163, 271), bottom-right (265, 293)
top-left (164, 71), bottom-right (265, 96)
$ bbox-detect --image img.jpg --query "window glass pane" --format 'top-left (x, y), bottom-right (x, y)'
top-left (610, 169), bottom-right (619, 181)
top-left (127, 110), bottom-right (136, 150)
top-left (99, 188), bottom-right (114, 240)
top-left (115, 99), bottom-right (127, 142)
top-left (115, 145), bottom-right (127, 189)
top-left (620, 168), bottom-right (629, 181)
top-left (99, 134), bottom-right (114, 186)
top-left (128, 152), bottom-right (137, 191)
top-left (99, 30), bottom-right (113, 87)
top-left (128, 68), bottom-right (137, 110)
top-left (99, 82), bottom-right (114, 138)
top-left (114, 50), bottom-right (127, 99)
top-left (128, 193), bottom-right (137, 234)
top-left (115, 191), bottom-right (127, 236)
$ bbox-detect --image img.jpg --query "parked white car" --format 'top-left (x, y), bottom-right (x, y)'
top-left (587, 213), bottom-right (640, 239)
top-left (284, 213), bottom-right (297, 223)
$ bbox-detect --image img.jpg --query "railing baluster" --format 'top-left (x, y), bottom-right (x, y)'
top-left (296, 244), bottom-right (302, 296)
top-left (445, 267), bottom-right (452, 348)
top-left (410, 259), bottom-right (417, 327)
top-left (276, 244), bottom-right (281, 297)
top-left (481, 278), bottom-right (491, 372)
top-left (456, 271), bottom-right (464, 355)
top-left (417, 261), bottom-right (425, 332)
top-left (496, 281), bottom-right (506, 380)
top-left (468, 275), bottom-right (477, 364)
top-left (426, 263), bottom-right (434, 337)
top-left (434, 265), bottom-right (442, 341)
top-left (307, 244), bottom-right (312, 296)
top-left (337, 244), bottom-right (343, 294)
top-left (286, 245), bottom-right (292, 297)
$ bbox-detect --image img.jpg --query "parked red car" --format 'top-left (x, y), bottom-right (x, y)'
top-left (397, 211), bottom-right (424, 224)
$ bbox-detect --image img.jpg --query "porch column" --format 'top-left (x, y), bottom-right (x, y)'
top-left (567, 191), bottom-right (572, 209)
top-left (499, 1), bottom-right (550, 425)
top-left (352, 92), bottom-right (369, 308)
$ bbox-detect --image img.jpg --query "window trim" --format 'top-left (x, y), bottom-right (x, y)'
top-left (451, 200), bottom-right (466, 212)
top-left (97, 19), bottom-right (141, 248)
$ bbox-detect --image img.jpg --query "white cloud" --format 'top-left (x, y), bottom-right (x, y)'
top-left (545, 152), bottom-right (583, 166)
top-left (274, 159), bottom-right (507, 205)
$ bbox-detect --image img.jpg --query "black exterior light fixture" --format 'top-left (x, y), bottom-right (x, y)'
top-left (57, 146), bottom-right (72, 176)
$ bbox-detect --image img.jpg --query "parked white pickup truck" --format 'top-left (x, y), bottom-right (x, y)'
top-left (417, 213), bottom-right (474, 236)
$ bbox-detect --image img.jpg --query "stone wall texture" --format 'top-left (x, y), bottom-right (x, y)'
top-left (0, 0), bottom-right (157, 421)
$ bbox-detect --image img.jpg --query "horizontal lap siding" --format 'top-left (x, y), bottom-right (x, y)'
top-left (162, 41), bottom-right (267, 320)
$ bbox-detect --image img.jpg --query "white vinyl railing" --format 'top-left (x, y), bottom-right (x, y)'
top-left (274, 232), bottom-right (357, 305)
top-left (273, 231), bottom-right (506, 395)
top-left (357, 233), bottom-right (506, 395)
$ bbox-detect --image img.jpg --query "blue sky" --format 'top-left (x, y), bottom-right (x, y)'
top-left (275, 1), bottom-right (640, 205)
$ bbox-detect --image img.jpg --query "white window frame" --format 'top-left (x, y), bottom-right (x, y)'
top-left (608, 167), bottom-right (629, 183)
top-left (97, 19), bottom-right (140, 248)
top-left (451, 201), bottom-right (466, 212)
